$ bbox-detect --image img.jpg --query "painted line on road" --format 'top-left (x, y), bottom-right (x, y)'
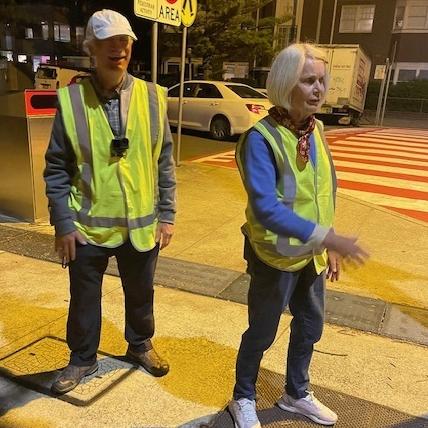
top-left (329, 147), bottom-right (428, 162)
top-left (338, 179), bottom-right (428, 200)
top-left (329, 139), bottom-right (428, 152)
top-left (335, 165), bottom-right (428, 183)
top-left (333, 159), bottom-right (428, 176)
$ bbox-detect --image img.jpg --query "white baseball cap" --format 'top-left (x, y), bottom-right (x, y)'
top-left (86, 9), bottom-right (137, 41)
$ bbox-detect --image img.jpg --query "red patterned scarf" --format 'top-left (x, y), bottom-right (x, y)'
top-left (268, 106), bottom-right (316, 163)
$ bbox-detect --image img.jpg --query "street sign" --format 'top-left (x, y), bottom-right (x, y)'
top-left (134, 0), bottom-right (157, 21)
top-left (134, 0), bottom-right (182, 27)
top-left (158, 0), bottom-right (181, 26)
top-left (374, 64), bottom-right (386, 80)
top-left (182, 0), bottom-right (197, 27)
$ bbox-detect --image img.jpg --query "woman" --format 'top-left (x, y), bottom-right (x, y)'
top-left (228, 44), bottom-right (368, 428)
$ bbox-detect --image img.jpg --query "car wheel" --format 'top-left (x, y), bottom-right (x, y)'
top-left (209, 116), bottom-right (231, 140)
top-left (350, 113), bottom-right (361, 127)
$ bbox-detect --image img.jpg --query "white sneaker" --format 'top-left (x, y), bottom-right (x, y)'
top-left (228, 398), bottom-right (261, 428)
top-left (277, 391), bottom-right (338, 426)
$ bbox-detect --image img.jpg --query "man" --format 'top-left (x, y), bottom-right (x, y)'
top-left (44, 9), bottom-right (176, 394)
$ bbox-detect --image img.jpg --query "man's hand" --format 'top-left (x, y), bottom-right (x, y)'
top-left (156, 222), bottom-right (174, 250)
top-left (55, 231), bottom-right (87, 264)
top-left (326, 250), bottom-right (341, 282)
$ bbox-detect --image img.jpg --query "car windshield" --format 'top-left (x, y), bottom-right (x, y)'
top-left (36, 67), bottom-right (57, 79)
top-left (225, 84), bottom-right (266, 98)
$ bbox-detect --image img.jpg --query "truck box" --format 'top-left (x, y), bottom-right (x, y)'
top-left (315, 44), bottom-right (371, 125)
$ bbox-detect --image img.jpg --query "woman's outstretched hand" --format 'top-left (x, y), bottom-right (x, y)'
top-left (323, 229), bottom-right (369, 266)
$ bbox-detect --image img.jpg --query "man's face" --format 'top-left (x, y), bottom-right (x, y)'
top-left (92, 35), bottom-right (133, 73)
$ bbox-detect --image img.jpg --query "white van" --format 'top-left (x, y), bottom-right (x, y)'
top-left (35, 65), bottom-right (91, 89)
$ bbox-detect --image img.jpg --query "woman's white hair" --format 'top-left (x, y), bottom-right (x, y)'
top-left (266, 43), bottom-right (329, 110)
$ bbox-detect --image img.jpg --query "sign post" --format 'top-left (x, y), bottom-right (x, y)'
top-left (375, 61), bottom-right (388, 125)
top-left (134, 0), bottom-right (182, 82)
top-left (175, 0), bottom-right (197, 166)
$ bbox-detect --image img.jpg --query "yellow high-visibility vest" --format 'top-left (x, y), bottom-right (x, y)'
top-left (57, 77), bottom-right (167, 251)
top-left (235, 116), bottom-right (336, 273)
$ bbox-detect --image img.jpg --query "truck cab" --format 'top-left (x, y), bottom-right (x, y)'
top-left (35, 65), bottom-right (91, 89)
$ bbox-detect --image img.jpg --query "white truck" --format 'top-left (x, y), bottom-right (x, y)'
top-left (34, 65), bottom-right (91, 89)
top-left (315, 44), bottom-right (371, 126)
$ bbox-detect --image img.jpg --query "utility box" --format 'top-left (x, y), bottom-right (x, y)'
top-left (0, 90), bottom-right (57, 221)
top-left (316, 44), bottom-right (371, 125)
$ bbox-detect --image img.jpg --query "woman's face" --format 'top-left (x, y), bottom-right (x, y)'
top-left (289, 58), bottom-right (326, 123)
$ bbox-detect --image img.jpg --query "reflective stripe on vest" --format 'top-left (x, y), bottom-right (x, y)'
top-left (66, 80), bottom-right (160, 230)
top-left (236, 117), bottom-right (336, 268)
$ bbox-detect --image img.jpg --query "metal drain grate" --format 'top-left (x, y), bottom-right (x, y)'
top-left (0, 336), bottom-right (136, 406)
top-left (211, 368), bottom-right (428, 427)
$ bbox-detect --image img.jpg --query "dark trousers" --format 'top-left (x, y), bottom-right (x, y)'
top-left (67, 240), bottom-right (159, 366)
top-left (233, 239), bottom-right (325, 400)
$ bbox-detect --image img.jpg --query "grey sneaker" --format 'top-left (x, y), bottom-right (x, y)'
top-left (51, 362), bottom-right (98, 394)
top-left (228, 398), bottom-right (261, 428)
top-left (277, 391), bottom-right (337, 425)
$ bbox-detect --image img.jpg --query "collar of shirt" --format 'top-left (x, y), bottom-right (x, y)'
top-left (90, 72), bottom-right (133, 102)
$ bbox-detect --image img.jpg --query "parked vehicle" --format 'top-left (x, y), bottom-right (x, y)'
top-left (167, 80), bottom-right (272, 140)
top-left (34, 65), bottom-right (91, 89)
top-left (315, 44), bottom-right (371, 125)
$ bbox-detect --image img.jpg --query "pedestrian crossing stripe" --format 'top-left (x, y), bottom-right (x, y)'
top-left (191, 128), bottom-right (428, 223)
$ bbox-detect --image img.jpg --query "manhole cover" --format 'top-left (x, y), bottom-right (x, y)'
top-left (0, 336), bottom-right (136, 406)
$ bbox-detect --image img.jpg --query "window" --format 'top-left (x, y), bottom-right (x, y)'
top-left (226, 84), bottom-right (266, 99)
top-left (54, 23), bottom-right (71, 42)
top-left (195, 83), bottom-right (222, 99)
top-left (36, 67), bottom-right (57, 79)
top-left (394, 6), bottom-right (405, 29)
top-left (41, 22), bottom-right (49, 40)
top-left (394, 1), bottom-right (428, 30)
top-left (277, 24), bottom-right (292, 50)
top-left (407, 4), bottom-right (428, 28)
top-left (398, 69), bottom-right (417, 81)
top-left (0, 50), bottom-right (13, 61)
top-left (76, 26), bottom-right (84, 45)
top-left (418, 69), bottom-right (428, 79)
top-left (168, 64), bottom-right (179, 74)
top-left (339, 5), bottom-right (375, 33)
top-left (5, 34), bottom-right (12, 50)
top-left (168, 83), bottom-right (197, 98)
top-left (25, 28), bottom-right (33, 39)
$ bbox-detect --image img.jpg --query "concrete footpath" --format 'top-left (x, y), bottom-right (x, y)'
top-left (0, 160), bottom-right (427, 427)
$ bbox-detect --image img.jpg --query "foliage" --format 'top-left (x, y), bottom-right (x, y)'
top-left (365, 79), bottom-right (428, 112)
top-left (166, 0), bottom-right (290, 79)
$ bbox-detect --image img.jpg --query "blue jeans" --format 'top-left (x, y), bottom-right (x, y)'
top-left (233, 239), bottom-right (325, 400)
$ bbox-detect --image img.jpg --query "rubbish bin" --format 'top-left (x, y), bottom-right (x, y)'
top-left (0, 89), bottom-right (57, 222)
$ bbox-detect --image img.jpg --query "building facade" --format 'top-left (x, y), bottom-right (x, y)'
top-left (0, 0), bottom-right (87, 72)
top-left (0, 0), bottom-right (151, 90)
top-left (299, 0), bottom-right (428, 83)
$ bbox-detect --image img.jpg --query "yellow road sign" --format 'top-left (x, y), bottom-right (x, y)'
top-left (134, 0), bottom-right (157, 21)
top-left (182, 0), bottom-right (197, 27)
top-left (134, 0), bottom-right (182, 27)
